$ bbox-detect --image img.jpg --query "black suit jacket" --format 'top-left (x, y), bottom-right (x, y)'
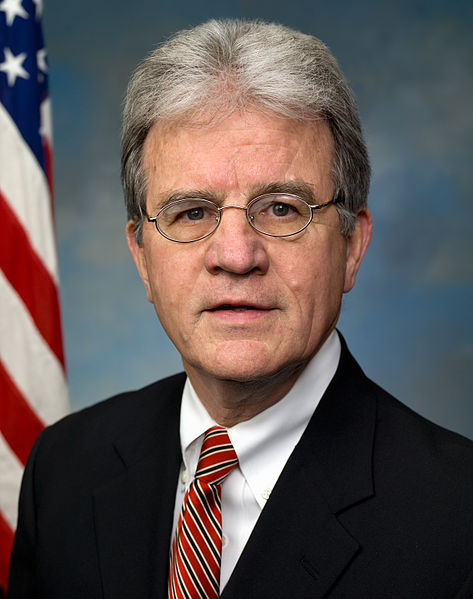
top-left (8, 340), bottom-right (473, 598)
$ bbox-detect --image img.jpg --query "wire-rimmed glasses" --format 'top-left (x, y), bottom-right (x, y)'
top-left (146, 192), bottom-right (338, 243)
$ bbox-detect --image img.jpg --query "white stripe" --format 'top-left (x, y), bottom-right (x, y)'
top-left (0, 432), bottom-right (23, 530)
top-left (182, 510), bottom-right (220, 566)
top-left (40, 97), bottom-right (53, 141)
top-left (0, 102), bottom-right (58, 281)
top-left (176, 539), bottom-right (210, 598)
top-left (0, 271), bottom-right (68, 425)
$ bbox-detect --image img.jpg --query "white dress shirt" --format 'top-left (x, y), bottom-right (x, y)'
top-left (172, 329), bottom-right (341, 590)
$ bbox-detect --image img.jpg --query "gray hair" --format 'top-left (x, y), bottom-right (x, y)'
top-left (121, 19), bottom-right (370, 244)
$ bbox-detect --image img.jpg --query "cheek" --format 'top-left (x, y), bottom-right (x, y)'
top-left (142, 243), bottom-right (174, 306)
top-left (145, 245), bottom-right (200, 312)
top-left (276, 234), bottom-right (347, 307)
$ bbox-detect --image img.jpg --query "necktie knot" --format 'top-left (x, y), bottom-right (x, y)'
top-left (195, 426), bottom-right (238, 486)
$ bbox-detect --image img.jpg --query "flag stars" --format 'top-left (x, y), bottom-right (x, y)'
top-left (37, 48), bottom-right (47, 83)
top-left (0, 47), bottom-right (29, 86)
top-left (37, 48), bottom-right (47, 73)
top-left (0, 0), bottom-right (28, 26)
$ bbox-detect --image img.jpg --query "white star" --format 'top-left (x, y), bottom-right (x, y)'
top-left (32, 0), bottom-right (42, 18)
top-left (0, 0), bottom-right (28, 26)
top-left (37, 48), bottom-right (47, 72)
top-left (0, 47), bottom-right (29, 86)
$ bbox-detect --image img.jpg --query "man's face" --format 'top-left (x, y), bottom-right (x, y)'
top-left (128, 111), bottom-right (370, 385)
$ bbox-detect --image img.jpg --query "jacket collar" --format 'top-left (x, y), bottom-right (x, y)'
top-left (222, 338), bottom-right (376, 598)
top-left (92, 338), bottom-right (376, 599)
top-left (92, 373), bottom-right (185, 599)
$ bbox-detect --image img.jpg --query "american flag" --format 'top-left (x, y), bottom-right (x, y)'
top-left (0, 0), bottom-right (68, 592)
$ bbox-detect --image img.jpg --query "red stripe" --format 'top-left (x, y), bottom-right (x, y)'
top-left (0, 191), bottom-right (65, 368)
top-left (182, 508), bottom-right (219, 567)
top-left (169, 428), bottom-right (237, 599)
top-left (0, 511), bottom-right (14, 596)
top-left (0, 360), bottom-right (45, 465)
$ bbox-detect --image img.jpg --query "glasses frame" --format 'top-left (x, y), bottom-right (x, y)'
top-left (146, 192), bottom-right (339, 243)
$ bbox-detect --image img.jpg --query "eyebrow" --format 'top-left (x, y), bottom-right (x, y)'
top-left (149, 180), bottom-right (320, 214)
top-left (150, 189), bottom-right (222, 213)
top-left (248, 181), bottom-right (319, 204)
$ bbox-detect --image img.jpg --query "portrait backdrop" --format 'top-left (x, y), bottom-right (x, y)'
top-left (43, 0), bottom-right (473, 438)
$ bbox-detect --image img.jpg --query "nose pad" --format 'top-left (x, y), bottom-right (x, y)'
top-left (218, 205), bottom-right (248, 218)
top-left (216, 205), bottom-right (255, 238)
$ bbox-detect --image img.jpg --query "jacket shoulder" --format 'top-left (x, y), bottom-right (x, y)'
top-left (338, 336), bottom-right (473, 463)
top-left (364, 377), bottom-right (473, 514)
top-left (47, 372), bottom-right (185, 435)
top-left (29, 372), bottom-right (186, 475)
top-left (373, 378), bottom-right (473, 458)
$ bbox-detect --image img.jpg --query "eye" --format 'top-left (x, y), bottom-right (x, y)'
top-left (161, 200), bottom-right (217, 227)
top-left (185, 207), bottom-right (205, 221)
top-left (271, 202), bottom-right (291, 217)
top-left (249, 194), bottom-right (306, 222)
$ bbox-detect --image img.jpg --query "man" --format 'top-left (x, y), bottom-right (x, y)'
top-left (8, 19), bottom-right (473, 598)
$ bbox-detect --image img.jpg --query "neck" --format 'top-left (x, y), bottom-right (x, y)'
top-left (183, 360), bottom-right (308, 427)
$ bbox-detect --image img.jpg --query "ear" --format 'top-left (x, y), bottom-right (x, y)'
top-left (343, 208), bottom-right (372, 293)
top-left (126, 220), bottom-right (153, 302)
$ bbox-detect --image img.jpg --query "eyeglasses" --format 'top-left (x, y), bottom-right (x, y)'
top-left (146, 193), bottom-right (338, 243)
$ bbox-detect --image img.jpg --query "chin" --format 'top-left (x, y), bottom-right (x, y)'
top-left (209, 364), bottom-right (271, 383)
top-left (194, 340), bottom-right (297, 383)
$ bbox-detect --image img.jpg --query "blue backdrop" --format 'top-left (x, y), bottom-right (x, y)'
top-left (43, 0), bottom-right (473, 439)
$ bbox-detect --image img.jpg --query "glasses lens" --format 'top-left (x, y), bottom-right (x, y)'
top-left (248, 194), bottom-right (312, 236)
top-left (157, 199), bottom-right (219, 242)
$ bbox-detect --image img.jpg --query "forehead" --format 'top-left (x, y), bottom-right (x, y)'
top-left (142, 111), bottom-right (334, 202)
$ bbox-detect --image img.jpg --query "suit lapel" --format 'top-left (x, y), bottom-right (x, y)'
top-left (222, 341), bottom-right (376, 598)
top-left (91, 341), bottom-right (376, 598)
top-left (92, 374), bottom-right (185, 599)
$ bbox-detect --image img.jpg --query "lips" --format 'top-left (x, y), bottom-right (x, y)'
top-left (209, 304), bottom-right (263, 312)
top-left (204, 303), bottom-right (272, 324)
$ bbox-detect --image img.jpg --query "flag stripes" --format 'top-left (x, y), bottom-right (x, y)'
top-left (169, 427), bottom-right (238, 598)
top-left (0, 433), bottom-right (23, 531)
top-left (0, 271), bottom-right (68, 424)
top-left (0, 1), bottom-right (69, 592)
top-left (0, 360), bottom-right (44, 465)
top-left (0, 192), bottom-right (65, 364)
top-left (0, 511), bottom-right (14, 592)
top-left (0, 103), bottom-right (58, 278)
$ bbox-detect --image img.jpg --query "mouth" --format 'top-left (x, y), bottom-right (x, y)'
top-left (204, 302), bottom-right (273, 322)
top-left (209, 304), bottom-right (264, 312)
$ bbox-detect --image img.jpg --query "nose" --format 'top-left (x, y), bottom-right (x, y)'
top-left (204, 205), bottom-right (270, 275)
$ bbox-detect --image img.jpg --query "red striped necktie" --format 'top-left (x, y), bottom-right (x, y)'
top-left (168, 426), bottom-right (238, 599)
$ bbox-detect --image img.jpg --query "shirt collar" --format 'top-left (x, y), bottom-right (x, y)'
top-left (180, 329), bottom-right (341, 508)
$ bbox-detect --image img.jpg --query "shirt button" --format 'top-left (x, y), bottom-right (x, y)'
top-left (222, 535), bottom-right (228, 547)
top-left (181, 469), bottom-right (189, 484)
top-left (261, 488), bottom-right (272, 501)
